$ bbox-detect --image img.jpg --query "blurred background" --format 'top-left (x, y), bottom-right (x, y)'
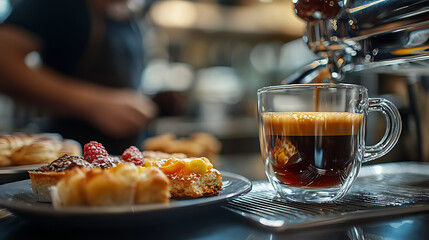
top-left (0, 0), bottom-right (307, 155)
top-left (0, 0), bottom-right (425, 163)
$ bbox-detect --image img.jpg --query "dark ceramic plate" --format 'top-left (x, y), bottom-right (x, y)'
top-left (0, 164), bottom-right (44, 185)
top-left (0, 171), bottom-right (252, 226)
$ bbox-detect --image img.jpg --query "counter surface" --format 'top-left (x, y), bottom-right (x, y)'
top-left (0, 154), bottom-right (428, 240)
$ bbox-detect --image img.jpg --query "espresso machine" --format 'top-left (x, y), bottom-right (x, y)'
top-left (285, 0), bottom-right (429, 162)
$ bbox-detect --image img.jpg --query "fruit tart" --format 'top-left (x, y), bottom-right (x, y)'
top-left (121, 147), bottom-right (223, 199)
top-left (29, 141), bottom-right (120, 202)
top-left (29, 155), bottom-right (93, 202)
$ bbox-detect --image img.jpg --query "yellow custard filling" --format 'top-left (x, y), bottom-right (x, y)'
top-left (145, 157), bottom-right (213, 175)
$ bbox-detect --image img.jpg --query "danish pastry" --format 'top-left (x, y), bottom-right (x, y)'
top-left (58, 139), bottom-right (82, 157)
top-left (53, 163), bottom-right (170, 207)
top-left (11, 138), bottom-right (62, 165)
top-left (143, 154), bottom-right (222, 198)
top-left (0, 133), bottom-right (82, 167)
top-left (142, 132), bottom-right (221, 159)
top-left (0, 134), bottom-right (26, 167)
top-left (141, 150), bottom-right (187, 160)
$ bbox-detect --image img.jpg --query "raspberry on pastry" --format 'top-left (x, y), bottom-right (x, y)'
top-left (121, 146), bottom-right (144, 165)
top-left (83, 141), bottom-right (109, 163)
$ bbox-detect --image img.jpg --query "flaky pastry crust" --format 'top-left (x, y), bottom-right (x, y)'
top-left (53, 163), bottom-right (170, 207)
top-left (11, 139), bottom-right (62, 165)
top-left (0, 134), bottom-right (27, 167)
top-left (29, 171), bottom-right (66, 202)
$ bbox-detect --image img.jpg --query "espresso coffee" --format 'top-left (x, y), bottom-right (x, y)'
top-left (261, 112), bottom-right (363, 187)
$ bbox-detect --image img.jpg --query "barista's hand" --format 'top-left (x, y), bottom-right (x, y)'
top-left (0, 24), bottom-right (157, 138)
top-left (85, 89), bottom-right (158, 138)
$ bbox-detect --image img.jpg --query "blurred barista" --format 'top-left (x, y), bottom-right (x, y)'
top-left (0, 0), bottom-right (157, 154)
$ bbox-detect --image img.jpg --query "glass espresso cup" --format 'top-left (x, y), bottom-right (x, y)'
top-left (257, 84), bottom-right (402, 203)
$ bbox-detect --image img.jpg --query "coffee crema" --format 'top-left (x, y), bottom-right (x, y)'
top-left (262, 112), bottom-right (363, 136)
top-left (261, 112), bottom-right (363, 187)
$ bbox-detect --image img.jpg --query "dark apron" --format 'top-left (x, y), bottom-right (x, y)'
top-left (43, 10), bottom-right (145, 155)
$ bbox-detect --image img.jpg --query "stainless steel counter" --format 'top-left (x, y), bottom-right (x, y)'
top-left (1, 156), bottom-right (429, 240)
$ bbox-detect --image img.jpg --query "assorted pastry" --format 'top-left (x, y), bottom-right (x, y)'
top-left (52, 163), bottom-right (170, 207)
top-left (143, 153), bottom-right (222, 199)
top-left (142, 132), bottom-right (221, 159)
top-left (0, 133), bottom-right (81, 167)
top-left (29, 154), bottom-right (119, 202)
top-left (28, 138), bottom-right (223, 207)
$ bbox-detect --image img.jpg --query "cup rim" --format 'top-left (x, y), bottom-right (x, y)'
top-left (257, 83), bottom-right (367, 94)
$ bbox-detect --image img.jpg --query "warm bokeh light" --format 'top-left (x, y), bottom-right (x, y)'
top-left (150, 0), bottom-right (198, 29)
top-left (149, 0), bottom-right (305, 37)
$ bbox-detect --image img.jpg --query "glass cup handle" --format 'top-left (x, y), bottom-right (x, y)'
top-left (363, 98), bottom-right (402, 163)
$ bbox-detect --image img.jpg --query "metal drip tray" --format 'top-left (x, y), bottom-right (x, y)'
top-left (223, 162), bottom-right (429, 231)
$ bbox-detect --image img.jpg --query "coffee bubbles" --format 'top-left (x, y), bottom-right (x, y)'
top-left (260, 112), bottom-right (363, 187)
